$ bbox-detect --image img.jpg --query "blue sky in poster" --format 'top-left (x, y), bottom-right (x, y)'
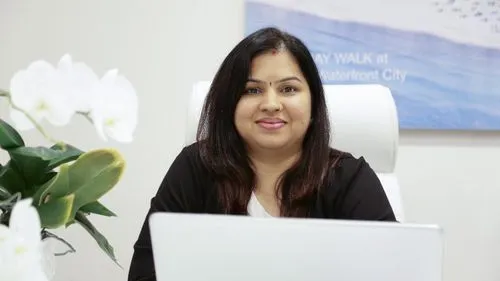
top-left (244, 0), bottom-right (500, 130)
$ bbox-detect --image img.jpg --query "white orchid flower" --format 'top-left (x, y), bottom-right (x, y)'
top-left (0, 198), bottom-right (48, 281)
top-left (6, 54), bottom-right (138, 143)
top-left (89, 69), bottom-right (138, 143)
top-left (9, 59), bottom-right (75, 130)
top-left (57, 54), bottom-right (100, 113)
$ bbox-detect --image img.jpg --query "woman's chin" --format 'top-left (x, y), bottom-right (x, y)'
top-left (252, 138), bottom-right (291, 151)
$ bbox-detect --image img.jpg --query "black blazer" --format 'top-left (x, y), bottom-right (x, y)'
top-left (128, 142), bottom-right (396, 281)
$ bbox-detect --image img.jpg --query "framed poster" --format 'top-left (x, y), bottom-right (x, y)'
top-left (244, 0), bottom-right (500, 130)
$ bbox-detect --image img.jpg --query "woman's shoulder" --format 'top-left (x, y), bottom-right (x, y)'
top-left (327, 148), bottom-right (373, 180)
top-left (325, 147), bottom-right (382, 193)
top-left (172, 140), bottom-right (208, 163)
top-left (169, 141), bottom-right (209, 176)
top-left (154, 141), bottom-right (218, 213)
top-left (177, 141), bottom-right (202, 157)
top-left (322, 148), bottom-right (396, 221)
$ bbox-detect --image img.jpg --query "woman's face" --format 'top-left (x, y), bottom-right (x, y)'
top-left (234, 49), bottom-right (312, 153)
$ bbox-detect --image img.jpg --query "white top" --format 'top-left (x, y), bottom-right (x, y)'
top-left (247, 192), bottom-right (272, 217)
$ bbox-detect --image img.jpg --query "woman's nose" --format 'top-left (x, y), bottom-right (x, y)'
top-left (259, 91), bottom-right (282, 112)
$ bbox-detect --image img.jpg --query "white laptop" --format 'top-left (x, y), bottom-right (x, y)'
top-left (149, 213), bottom-right (444, 281)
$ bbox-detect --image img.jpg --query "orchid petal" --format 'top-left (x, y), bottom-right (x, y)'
top-left (89, 69), bottom-right (138, 142)
top-left (57, 54), bottom-right (100, 112)
top-left (8, 57), bottom-right (75, 128)
top-left (0, 199), bottom-right (48, 281)
top-left (9, 60), bottom-right (57, 111)
top-left (8, 199), bottom-right (41, 247)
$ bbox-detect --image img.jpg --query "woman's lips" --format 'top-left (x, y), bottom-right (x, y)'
top-left (256, 118), bottom-right (286, 130)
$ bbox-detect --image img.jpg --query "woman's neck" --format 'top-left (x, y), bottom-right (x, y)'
top-left (248, 147), bottom-right (301, 195)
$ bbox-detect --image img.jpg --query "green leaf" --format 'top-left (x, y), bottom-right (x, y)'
top-left (48, 143), bottom-right (84, 170)
top-left (66, 149), bottom-right (125, 221)
top-left (36, 193), bottom-right (75, 228)
top-left (32, 164), bottom-right (70, 206)
top-left (75, 211), bottom-right (121, 267)
top-left (7, 144), bottom-right (83, 189)
top-left (8, 147), bottom-right (53, 187)
top-left (0, 161), bottom-right (26, 195)
top-left (31, 148), bottom-right (124, 223)
top-left (80, 201), bottom-right (116, 217)
top-left (0, 118), bottom-right (25, 150)
top-left (40, 171), bottom-right (57, 185)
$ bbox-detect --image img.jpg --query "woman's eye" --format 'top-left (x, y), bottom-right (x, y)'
top-left (282, 86), bottom-right (297, 93)
top-left (244, 87), bottom-right (261, 94)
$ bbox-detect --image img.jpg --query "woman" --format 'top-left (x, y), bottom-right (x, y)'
top-left (128, 27), bottom-right (396, 281)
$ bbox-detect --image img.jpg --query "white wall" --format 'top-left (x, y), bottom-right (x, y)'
top-left (0, 1), bottom-right (498, 281)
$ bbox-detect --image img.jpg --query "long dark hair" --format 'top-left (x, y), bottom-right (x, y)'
top-left (196, 27), bottom-right (336, 217)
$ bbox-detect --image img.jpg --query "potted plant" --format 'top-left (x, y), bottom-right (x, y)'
top-left (0, 54), bottom-right (138, 280)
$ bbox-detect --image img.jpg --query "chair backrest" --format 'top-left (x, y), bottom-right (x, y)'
top-left (185, 81), bottom-right (404, 221)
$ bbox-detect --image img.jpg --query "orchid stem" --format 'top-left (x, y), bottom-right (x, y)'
top-left (0, 89), bottom-right (64, 146)
top-left (42, 231), bottom-right (77, 256)
top-left (0, 89), bottom-right (8, 97)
